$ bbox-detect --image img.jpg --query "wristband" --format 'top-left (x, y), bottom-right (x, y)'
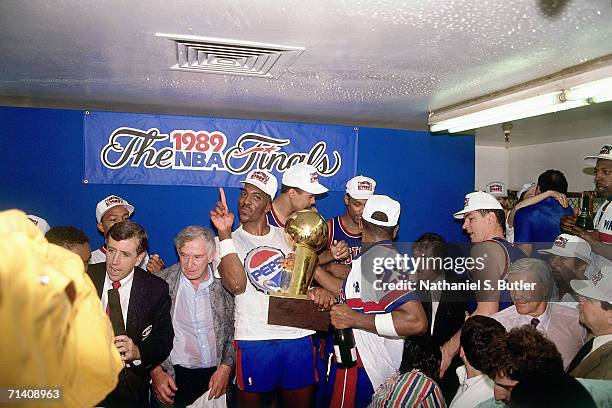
top-left (375, 313), bottom-right (399, 338)
top-left (219, 239), bottom-right (237, 258)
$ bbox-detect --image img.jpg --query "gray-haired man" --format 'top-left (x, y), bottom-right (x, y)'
top-left (151, 226), bottom-right (235, 408)
top-left (492, 258), bottom-right (587, 369)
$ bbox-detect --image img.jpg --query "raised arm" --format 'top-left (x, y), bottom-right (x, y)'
top-left (210, 187), bottom-right (247, 295)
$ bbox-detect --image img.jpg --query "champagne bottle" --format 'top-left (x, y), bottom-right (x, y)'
top-left (333, 293), bottom-right (358, 369)
top-left (575, 191), bottom-right (595, 231)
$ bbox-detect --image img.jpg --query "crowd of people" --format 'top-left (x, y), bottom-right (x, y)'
top-left (4, 145), bottom-right (612, 408)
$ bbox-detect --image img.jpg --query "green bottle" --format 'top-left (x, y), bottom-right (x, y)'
top-left (575, 192), bottom-right (595, 231)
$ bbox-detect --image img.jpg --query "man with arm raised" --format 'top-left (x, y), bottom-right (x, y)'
top-left (210, 169), bottom-right (316, 408)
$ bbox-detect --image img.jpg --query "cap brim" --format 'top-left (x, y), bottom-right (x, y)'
top-left (570, 278), bottom-right (605, 301)
top-left (240, 180), bottom-right (275, 199)
top-left (584, 154), bottom-right (611, 166)
top-left (299, 183), bottom-right (328, 195)
top-left (453, 205), bottom-right (503, 219)
top-left (99, 203), bottom-right (135, 222)
top-left (453, 209), bottom-right (469, 219)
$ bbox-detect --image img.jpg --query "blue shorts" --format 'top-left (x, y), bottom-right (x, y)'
top-left (235, 336), bottom-right (317, 392)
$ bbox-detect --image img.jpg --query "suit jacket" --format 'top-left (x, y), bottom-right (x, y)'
top-left (419, 272), bottom-right (470, 347)
top-left (157, 263), bottom-right (235, 377)
top-left (88, 263), bottom-right (174, 407)
top-left (571, 339), bottom-right (612, 380)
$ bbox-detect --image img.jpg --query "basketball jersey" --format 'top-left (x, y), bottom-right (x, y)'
top-left (468, 237), bottom-right (526, 312)
top-left (267, 206), bottom-right (284, 228)
top-left (328, 215), bottom-right (362, 265)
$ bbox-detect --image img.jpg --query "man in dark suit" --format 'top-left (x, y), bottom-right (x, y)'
top-left (88, 221), bottom-right (173, 407)
top-left (412, 233), bottom-right (470, 401)
top-left (568, 266), bottom-right (612, 380)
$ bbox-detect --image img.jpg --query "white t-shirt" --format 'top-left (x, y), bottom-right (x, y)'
top-left (594, 199), bottom-right (612, 243)
top-left (214, 225), bottom-right (314, 341)
top-left (90, 246), bottom-right (150, 270)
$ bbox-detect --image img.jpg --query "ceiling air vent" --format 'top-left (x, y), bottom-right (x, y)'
top-left (156, 33), bottom-right (304, 79)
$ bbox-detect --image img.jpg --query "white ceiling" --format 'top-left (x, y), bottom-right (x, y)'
top-left (1, 0), bottom-right (611, 143)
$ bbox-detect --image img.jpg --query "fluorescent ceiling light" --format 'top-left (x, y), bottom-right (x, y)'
top-left (564, 77), bottom-right (612, 101)
top-left (429, 55), bottom-right (612, 133)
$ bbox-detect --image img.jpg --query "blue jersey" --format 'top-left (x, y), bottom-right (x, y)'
top-left (328, 216), bottom-right (362, 265)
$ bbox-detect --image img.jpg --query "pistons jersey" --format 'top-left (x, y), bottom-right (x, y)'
top-left (328, 216), bottom-right (362, 265)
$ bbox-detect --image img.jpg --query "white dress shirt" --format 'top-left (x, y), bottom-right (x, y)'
top-left (450, 365), bottom-right (494, 408)
top-left (101, 269), bottom-right (135, 329)
top-left (587, 334), bottom-right (612, 358)
top-left (493, 303), bottom-right (587, 368)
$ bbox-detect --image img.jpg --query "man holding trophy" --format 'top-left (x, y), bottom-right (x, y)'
top-left (210, 169), bottom-right (320, 407)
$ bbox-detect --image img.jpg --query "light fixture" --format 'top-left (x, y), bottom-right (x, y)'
top-left (502, 122), bottom-right (513, 143)
top-left (429, 54), bottom-right (612, 133)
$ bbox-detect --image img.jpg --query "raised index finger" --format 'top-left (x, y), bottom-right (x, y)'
top-left (219, 187), bottom-right (227, 210)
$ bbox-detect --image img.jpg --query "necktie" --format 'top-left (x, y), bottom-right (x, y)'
top-left (106, 280), bottom-right (121, 317)
top-left (530, 318), bottom-right (540, 328)
top-left (566, 337), bottom-right (595, 374)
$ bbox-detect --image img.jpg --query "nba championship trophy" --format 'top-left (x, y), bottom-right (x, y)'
top-left (267, 209), bottom-right (331, 331)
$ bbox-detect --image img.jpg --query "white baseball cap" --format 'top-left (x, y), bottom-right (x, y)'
top-left (485, 181), bottom-right (507, 198)
top-left (538, 234), bottom-right (592, 264)
top-left (240, 169), bottom-right (278, 200)
top-left (282, 163), bottom-right (328, 195)
top-left (27, 214), bottom-right (50, 234)
top-left (95, 195), bottom-right (135, 222)
top-left (453, 191), bottom-right (503, 219)
top-left (584, 145), bottom-right (612, 166)
top-left (346, 176), bottom-right (376, 200)
top-left (571, 266), bottom-right (612, 303)
top-left (362, 195), bottom-right (400, 227)
top-left (517, 182), bottom-right (536, 200)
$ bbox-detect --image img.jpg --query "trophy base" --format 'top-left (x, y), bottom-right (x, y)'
top-left (268, 296), bottom-right (331, 332)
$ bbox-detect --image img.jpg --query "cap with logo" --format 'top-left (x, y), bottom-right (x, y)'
top-left (584, 144), bottom-right (612, 166)
top-left (282, 163), bottom-right (328, 195)
top-left (453, 191), bottom-right (503, 219)
top-left (538, 233), bottom-right (592, 264)
top-left (570, 266), bottom-right (612, 303)
top-left (362, 195), bottom-right (400, 227)
top-left (485, 181), bottom-right (508, 198)
top-left (95, 195), bottom-right (135, 223)
top-left (517, 182), bottom-right (536, 200)
top-left (240, 169), bottom-right (278, 200)
top-left (346, 176), bottom-right (376, 200)
top-left (27, 214), bottom-right (50, 234)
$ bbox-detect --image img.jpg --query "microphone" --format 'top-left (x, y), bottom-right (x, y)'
top-left (107, 288), bottom-right (126, 336)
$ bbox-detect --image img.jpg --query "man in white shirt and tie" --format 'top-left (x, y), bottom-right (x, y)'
top-left (492, 258), bottom-right (587, 369)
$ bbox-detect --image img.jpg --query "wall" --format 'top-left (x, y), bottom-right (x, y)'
top-left (0, 106), bottom-right (474, 265)
top-left (475, 146), bottom-right (508, 190)
top-left (508, 135), bottom-right (611, 192)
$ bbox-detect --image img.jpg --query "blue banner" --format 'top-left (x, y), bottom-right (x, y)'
top-left (83, 111), bottom-right (358, 191)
